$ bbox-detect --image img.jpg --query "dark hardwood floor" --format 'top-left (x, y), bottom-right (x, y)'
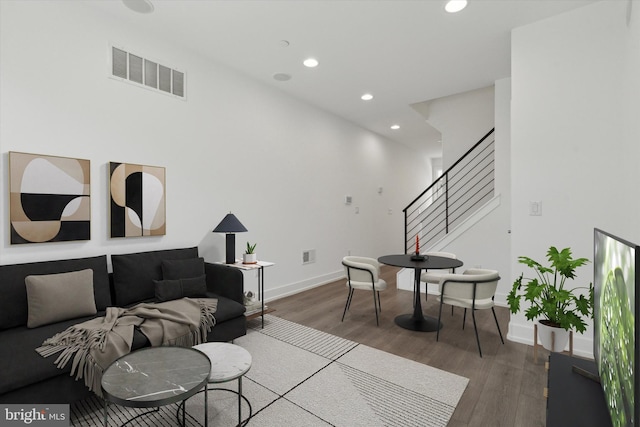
top-left (266, 266), bottom-right (549, 427)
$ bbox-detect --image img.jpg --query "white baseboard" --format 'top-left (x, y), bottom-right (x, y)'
top-left (263, 269), bottom-right (597, 360)
top-left (507, 321), bottom-right (594, 359)
top-left (263, 270), bottom-right (344, 302)
top-left (396, 268), bottom-right (415, 291)
top-left (427, 194), bottom-right (502, 252)
top-left (398, 267), bottom-right (597, 357)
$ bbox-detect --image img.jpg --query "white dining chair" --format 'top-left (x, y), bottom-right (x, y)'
top-left (341, 256), bottom-right (388, 326)
top-left (436, 268), bottom-right (504, 357)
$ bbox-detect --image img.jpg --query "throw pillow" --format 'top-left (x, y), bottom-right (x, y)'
top-left (111, 248), bottom-right (199, 306)
top-left (162, 257), bottom-right (205, 280)
top-left (25, 269), bottom-right (97, 328)
top-left (154, 275), bottom-right (208, 302)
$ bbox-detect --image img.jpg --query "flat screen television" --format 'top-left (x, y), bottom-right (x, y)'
top-left (594, 228), bottom-right (640, 427)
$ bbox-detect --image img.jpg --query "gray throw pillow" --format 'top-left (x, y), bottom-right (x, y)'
top-left (25, 269), bottom-right (97, 328)
top-left (154, 275), bottom-right (208, 302)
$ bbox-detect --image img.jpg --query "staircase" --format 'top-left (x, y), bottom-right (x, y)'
top-left (403, 128), bottom-right (496, 253)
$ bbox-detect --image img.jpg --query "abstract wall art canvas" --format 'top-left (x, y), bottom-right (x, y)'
top-left (109, 162), bottom-right (166, 238)
top-left (9, 152), bottom-right (91, 244)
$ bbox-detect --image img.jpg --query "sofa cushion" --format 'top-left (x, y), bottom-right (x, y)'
top-left (0, 314), bottom-right (100, 395)
top-left (26, 269), bottom-right (97, 328)
top-left (207, 293), bottom-right (246, 322)
top-left (111, 247), bottom-right (199, 306)
top-left (154, 275), bottom-right (208, 302)
top-left (0, 255), bottom-right (110, 331)
top-left (0, 311), bottom-right (151, 397)
top-left (162, 257), bottom-right (205, 280)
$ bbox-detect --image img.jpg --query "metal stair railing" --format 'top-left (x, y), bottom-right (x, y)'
top-left (403, 128), bottom-right (495, 253)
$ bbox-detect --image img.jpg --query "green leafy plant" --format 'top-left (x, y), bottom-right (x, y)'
top-left (507, 246), bottom-right (593, 333)
top-left (245, 242), bottom-right (257, 254)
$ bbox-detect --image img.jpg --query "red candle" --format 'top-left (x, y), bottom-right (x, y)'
top-left (415, 235), bottom-right (420, 255)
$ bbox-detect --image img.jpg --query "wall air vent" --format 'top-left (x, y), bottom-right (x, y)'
top-left (109, 44), bottom-right (186, 100)
top-left (302, 249), bottom-right (316, 265)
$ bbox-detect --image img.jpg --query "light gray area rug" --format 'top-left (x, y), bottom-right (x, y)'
top-left (71, 315), bottom-right (468, 426)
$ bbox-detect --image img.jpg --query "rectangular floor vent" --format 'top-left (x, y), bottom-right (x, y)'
top-left (109, 44), bottom-right (186, 100)
top-left (302, 249), bottom-right (316, 265)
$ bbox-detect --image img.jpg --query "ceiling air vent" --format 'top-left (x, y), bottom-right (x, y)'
top-left (109, 45), bottom-right (186, 100)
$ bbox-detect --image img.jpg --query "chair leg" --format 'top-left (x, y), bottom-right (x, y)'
top-left (471, 309), bottom-right (482, 357)
top-left (492, 307), bottom-right (505, 344)
top-left (341, 288), bottom-right (354, 322)
top-left (372, 288), bottom-right (380, 326)
top-left (462, 308), bottom-right (467, 330)
top-left (437, 301), bottom-right (445, 341)
top-left (346, 288), bottom-right (354, 311)
top-left (377, 291), bottom-right (382, 312)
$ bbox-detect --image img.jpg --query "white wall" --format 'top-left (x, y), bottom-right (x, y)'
top-left (0, 1), bottom-right (431, 300)
top-left (425, 85), bottom-right (495, 170)
top-left (509, 0), bottom-right (640, 357)
top-left (624, 0), bottom-right (640, 181)
top-left (437, 78), bottom-right (512, 298)
top-left (415, 78), bottom-right (511, 303)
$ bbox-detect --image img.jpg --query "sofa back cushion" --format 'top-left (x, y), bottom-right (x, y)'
top-left (0, 255), bottom-right (111, 330)
top-left (162, 257), bottom-right (205, 280)
top-left (111, 247), bottom-right (199, 306)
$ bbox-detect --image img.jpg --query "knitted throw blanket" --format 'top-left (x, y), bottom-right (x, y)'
top-left (36, 297), bottom-right (218, 396)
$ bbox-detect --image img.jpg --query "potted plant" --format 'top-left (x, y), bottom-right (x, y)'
top-left (507, 246), bottom-right (593, 352)
top-left (243, 242), bottom-right (257, 264)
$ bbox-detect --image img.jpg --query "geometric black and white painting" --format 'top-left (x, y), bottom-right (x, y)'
top-left (109, 162), bottom-right (166, 238)
top-left (9, 151), bottom-right (91, 244)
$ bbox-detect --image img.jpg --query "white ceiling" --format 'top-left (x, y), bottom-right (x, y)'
top-left (89, 0), bottom-right (598, 151)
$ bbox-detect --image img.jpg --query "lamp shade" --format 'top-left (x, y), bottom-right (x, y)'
top-left (212, 213), bottom-right (248, 233)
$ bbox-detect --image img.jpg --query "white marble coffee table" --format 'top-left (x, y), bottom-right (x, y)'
top-left (193, 342), bottom-right (252, 426)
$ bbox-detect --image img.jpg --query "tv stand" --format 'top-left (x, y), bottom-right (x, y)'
top-left (546, 353), bottom-right (611, 427)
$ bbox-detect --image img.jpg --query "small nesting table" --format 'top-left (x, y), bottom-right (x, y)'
top-left (216, 260), bottom-right (275, 328)
top-left (193, 342), bottom-right (252, 426)
top-left (101, 346), bottom-right (211, 427)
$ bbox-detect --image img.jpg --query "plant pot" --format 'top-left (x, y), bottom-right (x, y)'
top-left (537, 320), bottom-right (570, 352)
top-left (243, 253), bottom-right (257, 264)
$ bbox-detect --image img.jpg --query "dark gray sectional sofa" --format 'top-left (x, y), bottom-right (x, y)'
top-left (0, 247), bottom-right (246, 404)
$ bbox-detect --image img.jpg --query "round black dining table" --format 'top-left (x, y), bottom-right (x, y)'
top-left (378, 254), bottom-right (463, 332)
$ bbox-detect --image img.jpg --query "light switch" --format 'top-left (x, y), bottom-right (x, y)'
top-left (529, 201), bottom-right (542, 216)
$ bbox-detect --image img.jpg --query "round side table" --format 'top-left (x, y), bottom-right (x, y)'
top-left (193, 342), bottom-right (252, 426)
top-left (101, 346), bottom-right (211, 427)
top-left (378, 254), bottom-right (464, 332)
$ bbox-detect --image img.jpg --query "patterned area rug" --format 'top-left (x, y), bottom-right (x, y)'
top-left (71, 315), bottom-right (468, 426)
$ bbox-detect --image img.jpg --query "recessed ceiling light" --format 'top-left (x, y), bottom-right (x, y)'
top-left (445, 0), bottom-right (467, 13)
top-left (303, 58), bottom-right (319, 68)
top-left (279, 40), bottom-right (290, 48)
top-left (273, 73), bottom-right (292, 82)
top-left (122, 0), bottom-right (154, 14)
top-left (390, 125), bottom-right (400, 130)
top-left (361, 93), bottom-right (374, 101)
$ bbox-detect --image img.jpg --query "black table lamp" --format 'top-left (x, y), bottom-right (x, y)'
top-left (213, 213), bottom-right (248, 264)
